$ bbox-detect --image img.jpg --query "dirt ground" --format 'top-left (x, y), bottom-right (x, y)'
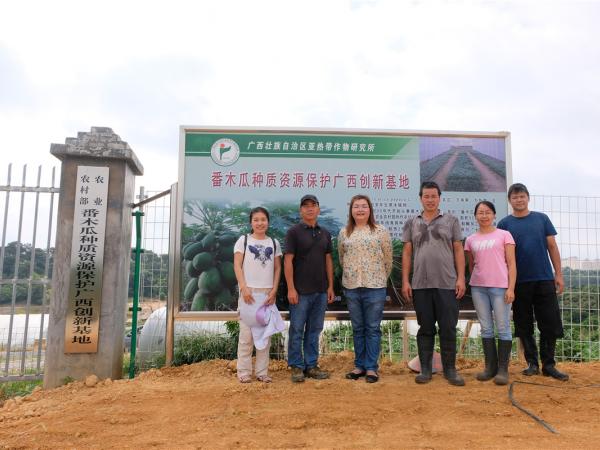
top-left (1, 353), bottom-right (600, 449)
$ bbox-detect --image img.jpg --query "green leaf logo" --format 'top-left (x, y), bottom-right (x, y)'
top-left (210, 139), bottom-right (240, 166)
top-left (219, 145), bottom-right (232, 160)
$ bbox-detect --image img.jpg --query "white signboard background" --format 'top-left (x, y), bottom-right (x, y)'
top-left (65, 166), bottom-right (109, 353)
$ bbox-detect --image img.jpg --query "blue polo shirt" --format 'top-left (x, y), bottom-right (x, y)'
top-left (497, 211), bottom-right (556, 283)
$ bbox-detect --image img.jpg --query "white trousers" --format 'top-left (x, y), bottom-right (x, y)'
top-left (237, 289), bottom-right (271, 378)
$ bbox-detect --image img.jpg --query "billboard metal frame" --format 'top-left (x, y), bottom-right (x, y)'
top-left (171, 126), bottom-right (512, 321)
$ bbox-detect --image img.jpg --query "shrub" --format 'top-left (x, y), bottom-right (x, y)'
top-left (173, 333), bottom-right (238, 365)
top-left (0, 379), bottom-right (42, 401)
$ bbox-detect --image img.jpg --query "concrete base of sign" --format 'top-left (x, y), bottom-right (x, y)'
top-left (44, 127), bottom-right (143, 389)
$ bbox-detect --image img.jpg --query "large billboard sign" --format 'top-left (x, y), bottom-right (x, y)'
top-left (176, 127), bottom-right (511, 318)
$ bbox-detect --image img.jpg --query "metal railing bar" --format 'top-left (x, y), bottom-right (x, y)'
top-left (165, 183), bottom-right (178, 366)
top-left (0, 163), bottom-right (12, 281)
top-left (4, 165), bottom-right (27, 375)
top-left (0, 186), bottom-right (60, 193)
top-left (0, 279), bottom-right (51, 285)
top-left (0, 374), bottom-right (43, 382)
top-left (20, 166), bottom-right (42, 373)
top-left (37, 167), bottom-right (56, 372)
top-left (131, 188), bottom-right (171, 209)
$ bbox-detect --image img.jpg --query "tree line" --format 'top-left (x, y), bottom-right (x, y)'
top-left (0, 242), bottom-right (167, 305)
top-left (1, 242), bottom-right (598, 323)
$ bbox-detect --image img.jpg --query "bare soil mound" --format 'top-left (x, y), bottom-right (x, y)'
top-left (2, 354), bottom-right (600, 449)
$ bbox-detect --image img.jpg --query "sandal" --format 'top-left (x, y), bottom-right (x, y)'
top-left (238, 375), bottom-right (252, 383)
top-left (366, 373), bottom-right (379, 383)
top-left (256, 375), bottom-right (272, 383)
top-left (345, 370), bottom-right (366, 380)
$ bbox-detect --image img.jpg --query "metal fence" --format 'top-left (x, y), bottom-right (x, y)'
top-left (322, 196), bottom-right (600, 362)
top-left (0, 164), bottom-right (58, 381)
top-left (133, 189), bottom-right (600, 364)
top-left (1, 165), bottom-right (598, 383)
top-left (530, 196), bottom-right (600, 361)
top-left (131, 188), bottom-right (172, 371)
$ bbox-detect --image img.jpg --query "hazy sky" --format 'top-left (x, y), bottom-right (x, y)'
top-left (1, 0), bottom-right (599, 196)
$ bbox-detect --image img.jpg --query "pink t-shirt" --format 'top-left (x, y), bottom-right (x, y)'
top-left (464, 228), bottom-right (515, 288)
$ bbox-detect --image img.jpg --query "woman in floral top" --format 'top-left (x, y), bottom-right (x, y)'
top-left (338, 194), bottom-right (393, 383)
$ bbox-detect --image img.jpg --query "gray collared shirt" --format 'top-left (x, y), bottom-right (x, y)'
top-left (402, 211), bottom-right (463, 290)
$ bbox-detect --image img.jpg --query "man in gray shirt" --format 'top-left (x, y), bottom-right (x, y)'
top-left (402, 181), bottom-right (466, 386)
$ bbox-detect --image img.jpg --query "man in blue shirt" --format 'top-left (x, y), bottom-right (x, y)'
top-left (497, 183), bottom-right (568, 381)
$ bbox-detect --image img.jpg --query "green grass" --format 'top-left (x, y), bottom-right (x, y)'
top-left (61, 376), bottom-right (74, 385)
top-left (173, 333), bottom-right (238, 365)
top-left (322, 321), bottom-right (421, 360)
top-left (0, 379), bottom-right (42, 400)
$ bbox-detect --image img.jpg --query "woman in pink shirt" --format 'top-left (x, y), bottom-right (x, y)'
top-left (465, 201), bottom-right (516, 385)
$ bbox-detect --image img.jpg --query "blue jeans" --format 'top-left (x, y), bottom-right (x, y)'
top-left (287, 292), bottom-right (328, 370)
top-left (471, 286), bottom-right (512, 340)
top-left (345, 287), bottom-right (386, 372)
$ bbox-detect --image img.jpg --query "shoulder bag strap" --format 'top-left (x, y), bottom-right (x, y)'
top-left (242, 234), bottom-right (248, 265)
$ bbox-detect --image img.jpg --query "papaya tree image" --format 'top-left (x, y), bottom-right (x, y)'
top-left (179, 199), bottom-right (416, 311)
top-left (180, 201), bottom-right (243, 312)
top-left (182, 200), bottom-right (242, 244)
top-left (248, 201), bottom-right (344, 309)
top-left (180, 200), bottom-right (344, 312)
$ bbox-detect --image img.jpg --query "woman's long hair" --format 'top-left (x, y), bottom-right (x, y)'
top-left (345, 194), bottom-right (377, 237)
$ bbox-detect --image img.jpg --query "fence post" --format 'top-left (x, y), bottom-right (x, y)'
top-left (129, 210), bottom-right (144, 378)
top-left (165, 183), bottom-right (179, 366)
top-left (43, 127), bottom-right (143, 388)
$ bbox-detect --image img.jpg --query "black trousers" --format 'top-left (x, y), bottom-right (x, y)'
top-left (513, 280), bottom-right (564, 339)
top-left (413, 289), bottom-right (459, 341)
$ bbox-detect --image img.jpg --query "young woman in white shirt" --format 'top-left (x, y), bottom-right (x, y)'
top-left (233, 207), bottom-right (282, 383)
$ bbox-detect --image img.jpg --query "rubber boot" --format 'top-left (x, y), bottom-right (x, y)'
top-left (476, 337), bottom-right (498, 381)
top-left (540, 336), bottom-right (569, 381)
top-left (415, 335), bottom-right (434, 384)
top-left (519, 335), bottom-right (540, 376)
top-left (494, 339), bottom-right (513, 385)
top-left (440, 339), bottom-right (465, 386)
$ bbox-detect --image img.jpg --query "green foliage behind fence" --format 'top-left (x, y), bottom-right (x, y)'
top-left (0, 242), bottom-right (52, 306)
